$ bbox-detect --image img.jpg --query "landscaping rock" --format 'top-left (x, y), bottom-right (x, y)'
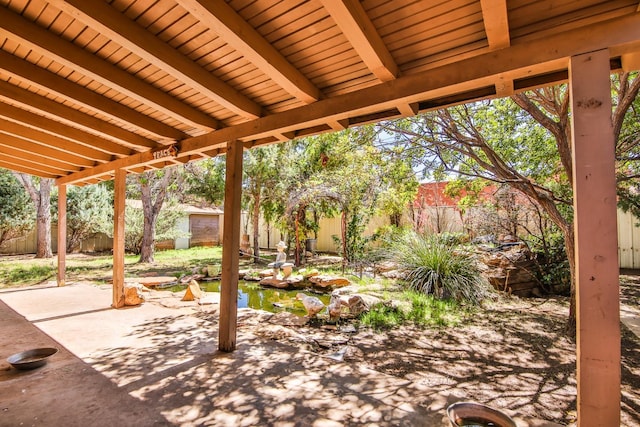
top-left (347, 294), bottom-right (382, 316)
top-left (478, 243), bottom-right (540, 297)
top-left (260, 275), bottom-right (304, 289)
top-left (124, 284), bottom-right (145, 306)
top-left (181, 280), bottom-right (203, 301)
top-left (259, 269), bottom-right (275, 278)
top-left (309, 275), bottom-right (350, 288)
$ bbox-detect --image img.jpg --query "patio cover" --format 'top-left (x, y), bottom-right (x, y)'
top-left (0, 1), bottom-right (638, 425)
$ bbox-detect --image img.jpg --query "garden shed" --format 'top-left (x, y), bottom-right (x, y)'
top-left (0, 0), bottom-right (639, 424)
top-left (179, 205), bottom-right (224, 249)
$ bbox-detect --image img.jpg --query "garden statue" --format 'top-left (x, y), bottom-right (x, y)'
top-left (269, 241), bottom-right (294, 278)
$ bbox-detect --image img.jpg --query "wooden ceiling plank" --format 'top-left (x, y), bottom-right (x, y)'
top-left (0, 51), bottom-right (186, 141)
top-left (57, 12), bottom-right (640, 185)
top-left (0, 103), bottom-right (133, 157)
top-left (480, 0), bottom-right (511, 50)
top-left (50, 0), bottom-right (261, 120)
top-left (319, 0), bottom-right (398, 82)
top-left (175, 0), bottom-right (320, 104)
top-left (0, 159), bottom-right (59, 178)
top-left (0, 80), bottom-right (159, 151)
top-left (0, 118), bottom-right (112, 163)
top-left (0, 6), bottom-right (221, 131)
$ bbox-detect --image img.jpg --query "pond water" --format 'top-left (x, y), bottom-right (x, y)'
top-left (172, 280), bottom-right (331, 316)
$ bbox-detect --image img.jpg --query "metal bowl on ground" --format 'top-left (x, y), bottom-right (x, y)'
top-left (7, 347), bottom-right (58, 370)
top-left (447, 401), bottom-right (516, 427)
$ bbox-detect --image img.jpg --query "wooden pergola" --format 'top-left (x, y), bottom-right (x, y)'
top-left (1, 1), bottom-right (638, 424)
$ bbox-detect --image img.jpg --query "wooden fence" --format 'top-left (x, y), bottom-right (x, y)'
top-left (4, 208), bottom-right (640, 269)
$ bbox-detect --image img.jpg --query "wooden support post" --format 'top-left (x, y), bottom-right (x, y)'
top-left (219, 139), bottom-right (243, 352)
top-left (112, 168), bottom-right (126, 308)
top-left (56, 184), bottom-right (66, 287)
top-left (570, 49), bottom-right (620, 426)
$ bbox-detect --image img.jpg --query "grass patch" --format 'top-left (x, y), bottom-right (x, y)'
top-left (359, 290), bottom-right (470, 330)
top-left (0, 246), bottom-right (226, 287)
top-left (1, 264), bottom-right (55, 287)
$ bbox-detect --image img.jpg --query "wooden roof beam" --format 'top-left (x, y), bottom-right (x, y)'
top-left (0, 103), bottom-right (133, 158)
top-left (0, 6), bottom-right (220, 131)
top-left (396, 103), bottom-right (419, 117)
top-left (50, 0), bottom-right (262, 120)
top-left (0, 81), bottom-right (159, 151)
top-left (0, 133), bottom-right (96, 168)
top-left (0, 146), bottom-right (81, 174)
top-left (0, 159), bottom-right (58, 179)
top-left (175, 0), bottom-right (320, 104)
top-left (57, 12), bottom-right (640, 186)
top-left (622, 51), bottom-right (640, 71)
top-left (0, 119), bottom-right (111, 164)
top-left (0, 146), bottom-right (82, 175)
top-left (494, 74), bottom-right (514, 97)
top-left (480, 0), bottom-right (511, 50)
top-left (0, 51), bottom-right (186, 141)
top-left (328, 119), bottom-right (349, 131)
top-left (320, 0), bottom-right (398, 82)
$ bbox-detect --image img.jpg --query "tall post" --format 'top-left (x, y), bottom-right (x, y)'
top-left (56, 184), bottom-right (67, 287)
top-left (219, 140), bottom-right (243, 352)
top-left (570, 49), bottom-right (620, 426)
top-left (112, 169), bottom-right (126, 308)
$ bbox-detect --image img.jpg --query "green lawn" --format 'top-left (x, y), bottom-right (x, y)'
top-left (0, 246), bottom-right (227, 288)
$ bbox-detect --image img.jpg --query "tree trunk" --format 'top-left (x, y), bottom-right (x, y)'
top-left (138, 170), bottom-right (174, 263)
top-left (12, 173), bottom-right (53, 258)
top-left (252, 191), bottom-right (260, 262)
top-left (36, 179), bottom-right (53, 258)
top-left (139, 214), bottom-right (157, 263)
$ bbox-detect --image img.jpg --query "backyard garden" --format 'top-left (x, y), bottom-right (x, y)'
top-left (1, 242), bottom-right (639, 426)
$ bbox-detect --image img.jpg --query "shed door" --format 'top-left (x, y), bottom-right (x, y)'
top-left (190, 215), bottom-right (219, 247)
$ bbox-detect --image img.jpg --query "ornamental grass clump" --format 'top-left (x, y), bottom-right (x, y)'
top-left (389, 232), bottom-right (489, 305)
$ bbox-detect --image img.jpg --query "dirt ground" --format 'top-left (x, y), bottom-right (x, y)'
top-left (1, 273), bottom-right (639, 426)
top-left (256, 284), bottom-right (640, 426)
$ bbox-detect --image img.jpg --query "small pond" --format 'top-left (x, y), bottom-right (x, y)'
top-left (171, 280), bottom-right (331, 316)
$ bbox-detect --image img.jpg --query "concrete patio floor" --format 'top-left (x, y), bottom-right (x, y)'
top-left (0, 283), bottom-right (562, 426)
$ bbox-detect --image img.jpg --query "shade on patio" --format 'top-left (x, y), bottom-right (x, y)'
top-left (0, 1), bottom-right (638, 425)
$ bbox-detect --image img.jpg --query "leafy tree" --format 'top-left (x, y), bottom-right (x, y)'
top-left (128, 167), bottom-right (183, 263)
top-left (52, 184), bottom-right (113, 252)
top-left (0, 169), bottom-right (34, 248)
top-left (12, 173), bottom-right (54, 258)
top-left (378, 72), bottom-right (640, 331)
top-left (122, 200), bottom-right (186, 255)
top-left (243, 147), bottom-right (279, 262)
top-left (614, 72), bottom-right (640, 219)
top-left (184, 158), bottom-right (226, 205)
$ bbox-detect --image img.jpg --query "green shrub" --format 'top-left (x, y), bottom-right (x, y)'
top-left (388, 232), bottom-right (489, 304)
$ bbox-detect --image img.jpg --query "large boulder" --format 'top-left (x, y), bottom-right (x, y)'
top-left (478, 243), bottom-right (540, 297)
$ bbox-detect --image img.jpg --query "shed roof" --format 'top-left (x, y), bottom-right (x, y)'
top-left (0, 0), bottom-right (639, 185)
